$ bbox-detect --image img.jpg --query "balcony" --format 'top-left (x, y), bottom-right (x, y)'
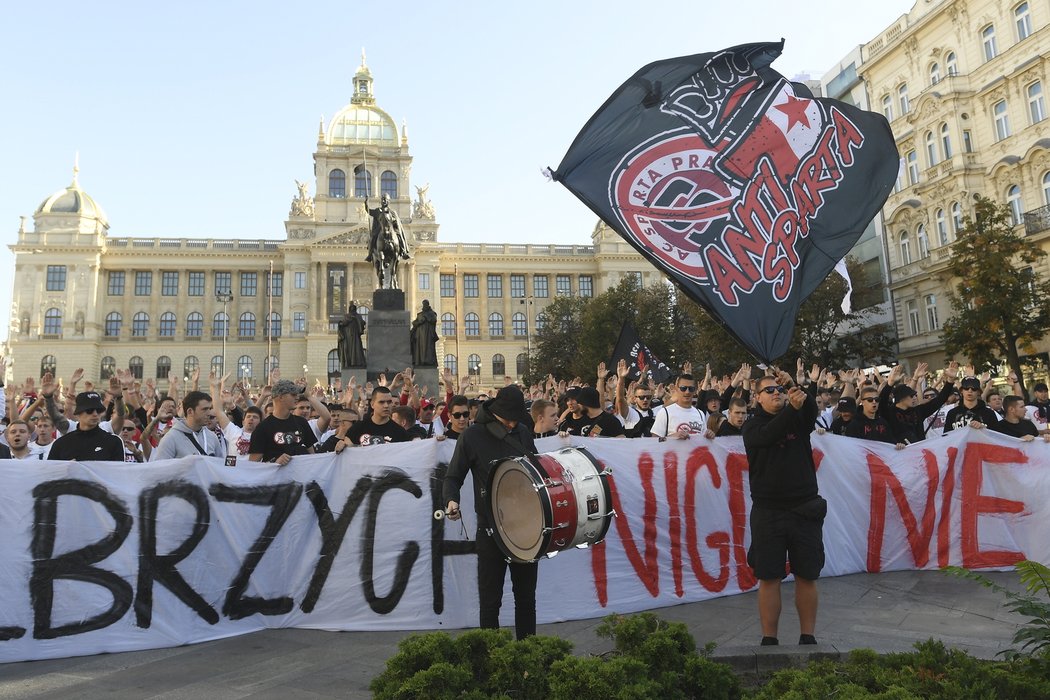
top-left (1024, 203), bottom-right (1050, 236)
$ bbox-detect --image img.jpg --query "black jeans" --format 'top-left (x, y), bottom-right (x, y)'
top-left (476, 528), bottom-right (537, 639)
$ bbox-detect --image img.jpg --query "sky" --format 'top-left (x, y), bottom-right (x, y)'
top-left (0, 0), bottom-right (914, 344)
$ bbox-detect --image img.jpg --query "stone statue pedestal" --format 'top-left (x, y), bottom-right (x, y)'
top-left (341, 289), bottom-right (440, 396)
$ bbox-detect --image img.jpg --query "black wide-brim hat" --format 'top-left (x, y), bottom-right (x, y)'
top-left (487, 385), bottom-right (530, 424)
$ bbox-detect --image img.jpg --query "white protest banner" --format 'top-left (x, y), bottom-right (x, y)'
top-left (0, 428), bottom-right (1046, 663)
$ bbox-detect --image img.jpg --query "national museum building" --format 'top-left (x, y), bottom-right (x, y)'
top-left (8, 59), bottom-right (657, 387)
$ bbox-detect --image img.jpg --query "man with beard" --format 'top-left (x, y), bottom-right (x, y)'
top-left (49, 392), bottom-right (125, 461)
top-left (879, 362), bottom-right (959, 444)
top-left (345, 386), bottom-right (410, 446)
top-left (614, 360), bottom-right (656, 437)
top-left (943, 376), bottom-right (999, 433)
top-left (575, 387), bottom-right (625, 438)
top-left (444, 385), bottom-right (539, 640)
top-left (845, 388), bottom-right (904, 447)
top-left (742, 371), bottom-right (824, 647)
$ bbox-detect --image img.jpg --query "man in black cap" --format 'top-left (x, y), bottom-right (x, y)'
top-left (443, 385), bottom-right (539, 639)
top-left (828, 397), bottom-right (857, 436)
top-left (49, 392), bottom-right (126, 461)
top-left (576, 387), bottom-right (625, 438)
top-left (944, 376), bottom-right (998, 433)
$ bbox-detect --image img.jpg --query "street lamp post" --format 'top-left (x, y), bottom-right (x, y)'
top-left (216, 288), bottom-right (233, 375)
top-left (520, 296), bottom-right (534, 380)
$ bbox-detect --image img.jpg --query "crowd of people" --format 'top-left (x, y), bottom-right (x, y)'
top-left (4, 354), bottom-right (1048, 646)
top-left (1, 355), bottom-right (1049, 463)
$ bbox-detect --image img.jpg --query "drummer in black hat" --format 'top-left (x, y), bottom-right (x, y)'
top-left (48, 392), bottom-right (126, 461)
top-left (443, 385), bottom-right (538, 639)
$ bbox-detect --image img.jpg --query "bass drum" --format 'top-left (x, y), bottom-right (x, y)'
top-left (487, 446), bottom-right (614, 563)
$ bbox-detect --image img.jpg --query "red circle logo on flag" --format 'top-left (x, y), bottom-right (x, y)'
top-left (610, 132), bottom-right (738, 282)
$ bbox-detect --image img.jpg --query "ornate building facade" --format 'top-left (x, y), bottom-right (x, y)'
top-left (8, 58), bottom-right (657, 388)
top-left (861, 0), bottom-right (1050, 368)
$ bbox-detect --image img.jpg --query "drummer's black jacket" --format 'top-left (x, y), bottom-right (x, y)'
top-left (443, 402), bottom-right (537, 528)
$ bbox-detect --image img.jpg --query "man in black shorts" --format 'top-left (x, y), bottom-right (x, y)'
top-left (742, 373), bottom-right (824, 646)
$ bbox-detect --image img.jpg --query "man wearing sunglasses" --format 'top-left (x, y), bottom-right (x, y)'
top-left (614, 359), bottom-right (656, 437)
top-left (48, 392), bottom-right (125, 461)
top-left (651, 374), bottom-right (705, 439)
top-left (437, 395), bottom-right (471, 441)
top-left (742, 374), bottom-right (823, 646)
top-left (845, 388), bottom-right (904, 448)
top-left (943, 376), bottom-right (998, 433)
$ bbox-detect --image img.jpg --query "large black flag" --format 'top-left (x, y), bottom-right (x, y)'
top-left (609, 321), bottom-right (673, 385)
top-left (552, 41), bottom-right (898, 362)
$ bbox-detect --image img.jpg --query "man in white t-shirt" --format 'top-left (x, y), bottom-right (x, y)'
top-left (651, 373), bottom-right (705, 439)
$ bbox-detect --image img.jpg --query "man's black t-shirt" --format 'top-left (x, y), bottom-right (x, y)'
top-left (579, 411), bottom-right (625, 437)
top-left (990, 419), bottom-right (1039, 439)
top-left (345, 418), bottom-right (410, 446)
top-left (443, 427), bottom-right (462, 441)
top-left (716, 421), bottom-right (742, 437)
top-left (249, 414), bottom-right (317, 462)
top-left (558, 413), bottom-right (588, 435)
top-left (829, 416), bottom-right (853, 436)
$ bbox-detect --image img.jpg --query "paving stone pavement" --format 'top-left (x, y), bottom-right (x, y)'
top-left (0, 570), bottom-right (1028, 699)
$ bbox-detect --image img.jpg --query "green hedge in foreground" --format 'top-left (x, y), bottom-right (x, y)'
top-left (370, 612), bottom-right (739, 700)
top-left (372, 613), bottom-right (1050, 699)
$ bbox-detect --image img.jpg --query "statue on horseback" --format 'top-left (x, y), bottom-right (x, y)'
top-left (364, 193), bottom-right (411, 289)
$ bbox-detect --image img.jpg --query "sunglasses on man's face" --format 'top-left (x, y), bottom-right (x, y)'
top-left (450, 411), bottom-right (470, 419)
top-left (635, 395), bottom-right (652, 401)
top-left (678, 385), bottom-right (697, 392)
top-left (861, 397), bottom-right (878, 403)
top-left (761, 386), bottom-right (787, 394)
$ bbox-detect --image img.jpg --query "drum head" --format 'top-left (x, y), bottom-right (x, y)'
top-left (491, 462), bottom-right (545, 561)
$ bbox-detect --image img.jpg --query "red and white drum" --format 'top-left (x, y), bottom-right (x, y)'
top-left (486, 446), bottom-right (614, 563)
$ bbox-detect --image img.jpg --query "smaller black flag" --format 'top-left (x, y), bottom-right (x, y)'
top-left (610, 321), bottom-right (673, 385)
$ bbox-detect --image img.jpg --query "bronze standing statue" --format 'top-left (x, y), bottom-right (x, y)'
top-left (365, 193), bottom-right (411, 289)
top-left (410, 300), bottom-right (439, 366)
top-left (337, 303), bottom-right (367, 368)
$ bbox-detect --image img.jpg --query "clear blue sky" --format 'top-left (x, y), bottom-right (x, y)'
top-left (0, 0), bottom-right (913, 343)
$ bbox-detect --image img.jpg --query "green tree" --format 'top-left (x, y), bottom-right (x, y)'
top-left (941, 195), bottom-right (1050, 396)
top-left (528, 295), bottom-right (588, 381)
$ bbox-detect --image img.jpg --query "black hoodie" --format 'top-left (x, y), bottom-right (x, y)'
top-left (443, 401), bottom-right (538, 528)
top-left (741, 383), bottom-right (819, 509)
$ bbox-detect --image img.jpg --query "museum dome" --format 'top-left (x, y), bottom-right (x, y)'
top-left (35, 160), bottom-right (109, 226)
top-left (325, 50), bottom-right (399, 147)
